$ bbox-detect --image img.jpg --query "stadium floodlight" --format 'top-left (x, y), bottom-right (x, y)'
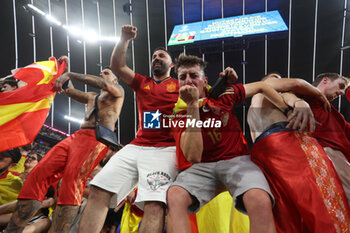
top-left (45, 14), bottom-right (62, 26)
top-left (27, 4), bottom-right (46, 16)
top-left (25, 3), bottom-right (117, 43)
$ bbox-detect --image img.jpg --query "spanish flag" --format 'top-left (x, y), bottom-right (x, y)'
top-left (0, 57), bottom-right (66, 152)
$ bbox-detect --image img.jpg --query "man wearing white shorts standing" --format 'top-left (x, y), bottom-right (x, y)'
top-left (78, 25), bottom-right (179, 233)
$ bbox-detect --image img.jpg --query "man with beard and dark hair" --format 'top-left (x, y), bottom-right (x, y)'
top-left (79, 25), bottom-right (179, 233)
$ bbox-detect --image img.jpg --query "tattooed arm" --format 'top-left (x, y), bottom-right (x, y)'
top-left (5, 199), bottom-right (42, 232)
top-left (55, 72), bottom-right (123, 98)
top-left (62, 81), bottom-right (94, 104)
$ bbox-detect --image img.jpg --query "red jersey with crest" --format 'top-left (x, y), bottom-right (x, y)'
top-left (172, 83), bottom-right (249, 170)
top-left (129, 73), bottom-right (179, 147)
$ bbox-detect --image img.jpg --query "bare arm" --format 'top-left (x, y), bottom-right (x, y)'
top-left (281, 92), bottom-right (316, 132)
top-left (56, 72), bottom-right (124, 98)
top-left (179, 86), bottom-right (203, 163)
top-left (63, 81), bottom-right (94, 104)
top-left (264, 78), bottom-right (330, 111)
top-left (244, 81), bottom-right (288, 112)
top-left (0, 201), bottom-right (17, 215)
top-left (110, 25), bottom-right (137, 85)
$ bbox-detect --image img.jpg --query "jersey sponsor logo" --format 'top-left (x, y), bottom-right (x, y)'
top-left (143, 110), bottom-right (162, 129)
top-left (166, 82), bottom-right (177, 92)
top-left (144, 85), bottom-right (150, 90)
top-left (146, 171), bottom-right (171, 191)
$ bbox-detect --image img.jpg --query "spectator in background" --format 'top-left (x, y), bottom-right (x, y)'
top-left (0, 149), bottom-right (22, 206)
top-left (18, 153), bottom-right (43, 183)
top-left (9, 144), bottom-right (33, 174)
top-left (0, 78), bottom-right (17, 93)
top-left (0, 152), bottom-right (54, 233)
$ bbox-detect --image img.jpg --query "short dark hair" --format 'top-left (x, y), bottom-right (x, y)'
top-left (2, 77), bottom-right (18, 88)
top-left (174, 53), bottom-right (207, 74)
top-left (152, 47), bottom-right (172, 60)
top-left (1, 148), bottom-right (21, 163)
top-left (312, 73), bottom-right (349, 87)
top-left (102, 66), bottom-right (117, 77)
top-left (28, 152), bottom-right (43, 162)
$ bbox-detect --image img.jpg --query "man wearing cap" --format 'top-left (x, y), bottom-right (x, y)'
top-left (0, 148), bottom-right (23, 206)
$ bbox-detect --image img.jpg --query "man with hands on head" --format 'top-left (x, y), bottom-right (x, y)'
top-left (79, 25), bottom-right (179, 233)
top-left (166, 54), bottom-right (295, 233)
top-left (5, 59), bottom-right (124, 233)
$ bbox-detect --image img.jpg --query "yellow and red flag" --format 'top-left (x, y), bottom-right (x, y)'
top-left (194, 191), bottom-right (250, 233)
top-left (0, 57), bottom-right (66, 152)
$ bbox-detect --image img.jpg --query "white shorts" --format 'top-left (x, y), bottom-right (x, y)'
top-left (90, 144), bottom-right (178, 209)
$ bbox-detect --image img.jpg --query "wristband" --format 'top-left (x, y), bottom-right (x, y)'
top-left (283, 106), bottom-right (293, 116)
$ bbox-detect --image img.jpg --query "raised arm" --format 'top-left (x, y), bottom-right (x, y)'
top-left (62, 81), bottom-right (93, 104)
top-left (110, 25), bottom-right (137, 85)
top-left (264, 78), bottom-right (330, 111)
top-left (179, 86), bottom-right (203, 164)
top-left (244, 81), bottom-right (289, 112)
top-left (55, 72), bottom-right (124, 98)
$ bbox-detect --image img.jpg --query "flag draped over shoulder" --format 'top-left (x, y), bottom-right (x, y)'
top-left (0, 57), bottom-right (66, 152)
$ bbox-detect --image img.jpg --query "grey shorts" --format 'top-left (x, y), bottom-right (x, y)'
top-left (171, 155), bottom-right (274, 214)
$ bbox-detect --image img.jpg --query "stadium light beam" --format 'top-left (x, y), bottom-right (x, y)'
top-left (26, 4), bottom-right (116, 43)
top-left (64, 115), bottom-right (84, 124)
top-left (27, 4), bottom-right (45, 16)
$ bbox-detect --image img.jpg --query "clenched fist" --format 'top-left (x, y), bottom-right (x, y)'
top-left (121, 25), bottom-right (137, 41)
top-left (180, 85), bottom-right (199, 106)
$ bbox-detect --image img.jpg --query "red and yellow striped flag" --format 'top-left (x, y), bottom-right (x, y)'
top-left (0, 57), bottom-right (66, 152)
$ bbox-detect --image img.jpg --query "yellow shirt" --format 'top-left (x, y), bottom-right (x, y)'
top-left (9, 155), bottom-right (26, 173)
top-left (0, 171), bottom-right (23, 205)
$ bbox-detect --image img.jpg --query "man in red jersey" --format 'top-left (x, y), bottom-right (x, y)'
top-left (307, 73), bottom-right (350, 206)
top-left (248, 73), bottom-right (350, 233)
top-left (79, 25), bottom-right (179, 233)
top-left (166, 54), bottom-right (294, 233)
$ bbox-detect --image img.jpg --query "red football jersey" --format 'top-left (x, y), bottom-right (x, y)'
top-left (308, 98), bottom-right (350, 162)
top-left (173, 83), bottom-right (249, 170)
top-left (129, 73), bottom-right (179, 147)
